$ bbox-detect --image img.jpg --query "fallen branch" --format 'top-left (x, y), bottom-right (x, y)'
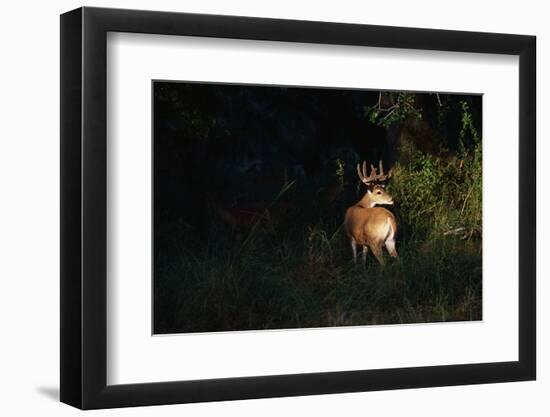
top-left (443, 227), bottom-right (466, 236)
top-left (443, 226), bottom-right (481, 240)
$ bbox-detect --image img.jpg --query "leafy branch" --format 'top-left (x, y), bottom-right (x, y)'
top-left (365, 92), bottom-right (422, 128)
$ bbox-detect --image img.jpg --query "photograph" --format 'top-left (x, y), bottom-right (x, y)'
top-left (153, 81), bottom-right (483, 334)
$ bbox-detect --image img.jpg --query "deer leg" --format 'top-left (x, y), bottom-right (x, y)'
top-left (385, 239), bottom-right (398, 258)
top-left (371, 245), bottom-right (385, 266)
top-left (362, 245), bottom-right (369, 265)
top-left (350, 239), bottom-right (358, 264)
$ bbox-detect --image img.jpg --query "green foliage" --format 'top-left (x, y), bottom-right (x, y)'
top-left (365, 92), bottom-right (423, 128)
top-left (459, 100), bottom-right (481, 150)
top-left (389, 141), bottom-right (482, 241)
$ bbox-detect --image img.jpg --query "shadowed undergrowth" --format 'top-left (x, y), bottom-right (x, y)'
top-left (154, 145), bottom-right (482, 334)
top-left (153, 86), bottom-right (483, 334)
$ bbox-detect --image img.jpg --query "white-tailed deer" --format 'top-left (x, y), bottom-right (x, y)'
top-left (344, 161), bottom-right (398, 265)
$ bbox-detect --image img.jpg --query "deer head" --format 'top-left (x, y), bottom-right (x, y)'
top-left (356, 160), bottom-right (394, 206)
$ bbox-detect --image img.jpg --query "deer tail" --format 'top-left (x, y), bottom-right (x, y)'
top-left (386, 216), bottom-right (397, 241)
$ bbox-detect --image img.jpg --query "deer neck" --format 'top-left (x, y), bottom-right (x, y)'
top-left (357, 193), bottom-right (377, 208)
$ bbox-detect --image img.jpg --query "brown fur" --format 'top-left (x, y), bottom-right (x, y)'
top-left (344, 184), bottom-right (398, 265)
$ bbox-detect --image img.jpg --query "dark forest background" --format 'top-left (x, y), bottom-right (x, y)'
top-left (153, 81), bottom-right (482, 334)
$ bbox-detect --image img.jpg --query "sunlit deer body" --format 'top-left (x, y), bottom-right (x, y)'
top-left (344, 161), bottom-right (398, 265)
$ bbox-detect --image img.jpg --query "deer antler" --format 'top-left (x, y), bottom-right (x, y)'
top-left (356, 160), bottom-right (392, 185)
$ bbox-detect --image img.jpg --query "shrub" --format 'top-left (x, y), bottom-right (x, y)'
top-left (389, 141), bottom-right (482, 242)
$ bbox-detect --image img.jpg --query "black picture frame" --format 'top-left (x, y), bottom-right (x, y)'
top-left (60, 6), bottom-right (536, 410)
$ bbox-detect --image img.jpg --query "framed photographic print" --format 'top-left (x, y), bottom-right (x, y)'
top-left (60, 6), bottom-right (536, 409)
